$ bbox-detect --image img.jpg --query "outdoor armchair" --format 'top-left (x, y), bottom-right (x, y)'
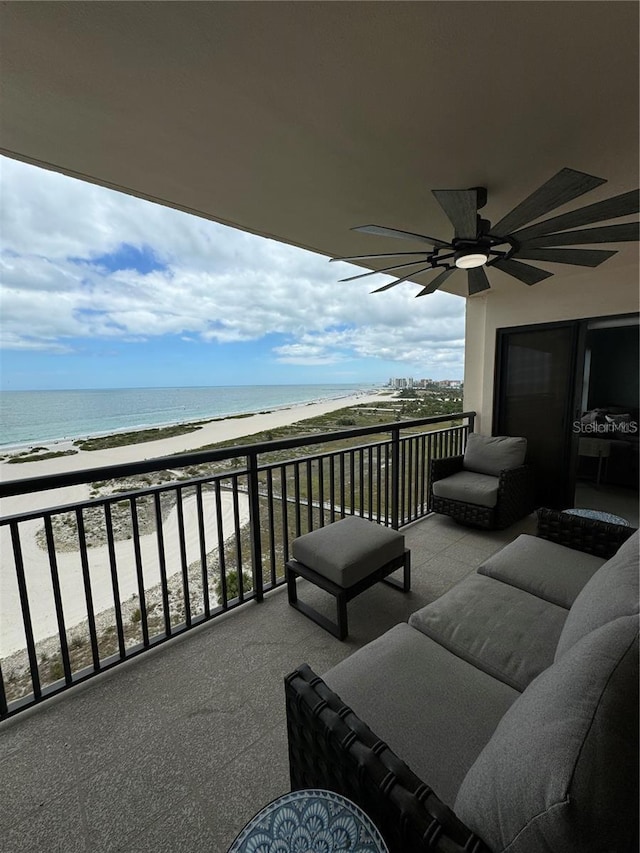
top-left (429, 433), bottom-right (534, 529)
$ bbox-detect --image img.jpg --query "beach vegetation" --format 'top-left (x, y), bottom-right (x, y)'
top-left (74, 422), bottom-right (203, 451)
top-left (213, 569), bottom-right (253, 602)
top-left (7, 449), bottom-right (78, 464)
top-left (50, 659), bottom-right (64, 681)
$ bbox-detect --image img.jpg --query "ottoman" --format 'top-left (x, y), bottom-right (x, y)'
top-left (285, 515), bottom-right (411, 640)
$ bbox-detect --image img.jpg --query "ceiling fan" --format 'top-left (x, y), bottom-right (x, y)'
top-left (330, 168), bottom-right (639, 296)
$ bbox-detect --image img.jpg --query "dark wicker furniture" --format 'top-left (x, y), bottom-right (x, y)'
top-left (429, 454), bottom-right (535, 529)
top-left (285, 664), bottom-right (489, 853)
top-left (285, 509), bottom-right (638, 853)
top-left (537, 506), bottom-right (635, 558)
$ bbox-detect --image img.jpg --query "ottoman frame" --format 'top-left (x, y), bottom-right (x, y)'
top-left (285, 549), bottom-right (411, 640)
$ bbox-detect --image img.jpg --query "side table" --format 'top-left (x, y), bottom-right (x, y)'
top-left (228, 788), bottom-right (390, 852)
top-left (564, 507), bottom-right (630, 526)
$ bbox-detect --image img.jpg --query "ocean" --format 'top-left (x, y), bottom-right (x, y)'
top-left (0, 384), bottom-right (375, 450)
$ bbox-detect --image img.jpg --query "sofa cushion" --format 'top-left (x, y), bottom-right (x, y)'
top-left (478, 533), bottom-right (605, 609)
top-left (454, 615), bottom-right (639, 853)
top-left (291, 515), bottom-right (405, 587)
top-left (409, 574), bottom-right (567, 691)
top-left (323, 622), bottom-right (519, 807)
top-left (555, 530), bottom-right (639, 659)
top-left (463, 433), bottom-right (527, 476)
top-left (432, 470), bottom-right (499, 508)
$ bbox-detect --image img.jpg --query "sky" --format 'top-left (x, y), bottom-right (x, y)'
top-left (0, 156), bottom-right (466, 391)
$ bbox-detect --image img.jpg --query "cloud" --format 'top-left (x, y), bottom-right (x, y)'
top-left (273, 342), bottom-right (348, 365)
top-left (0, 156), bottom-right (466, 374)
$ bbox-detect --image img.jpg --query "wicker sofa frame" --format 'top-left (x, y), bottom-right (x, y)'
top-left (429, 454), bottom-right (535, 530)
top-left (285, 509), bottom-right (637, 853)
top-left (285, 664), bottom-right (489, 853)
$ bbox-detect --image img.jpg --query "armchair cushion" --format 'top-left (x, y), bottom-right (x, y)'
top-left (463, 433), bottom-right (527, 477)
top-left (431, 470), bottom-right (499, 508)
top-left (454, 615), bottom-right (639, 853)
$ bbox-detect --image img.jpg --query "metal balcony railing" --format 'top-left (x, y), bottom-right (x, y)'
top-left (0, 412), bottom-right (474, 719)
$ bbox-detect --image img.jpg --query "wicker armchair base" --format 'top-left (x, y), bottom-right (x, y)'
top-left (429, 455), bottom-right (535, 530)
top-left (430, 495), bottom-right (495, 528)
top-left (285, 664), bottom-right (490, 853)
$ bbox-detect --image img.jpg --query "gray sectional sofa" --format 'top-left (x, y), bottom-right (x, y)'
top-left (285, 509), bottom-right (639, 853)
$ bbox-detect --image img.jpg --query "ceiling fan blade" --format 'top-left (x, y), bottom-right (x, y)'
top-left (432, 189), bottom-right (478, 239)
top-left (519, 223), bottom-right (639, 248)
top-left (415, 268), bottom-right (457, 297)
top-left (515, 247), bottom-right (616, 267)
top-left (353, 224), bottom-right (449, 248)
top-left (468, 266), bottom-right (491, 295)
top-left (511, 189), bottom-right (639, 242)
top-left (371, 265), bottom-right (435, 292)
top-left (330, 251), bottom-right (430, 262)
top-left (492, 257), bottom-right (554, 285)
top-left (339, 259), bottom-right (435, 282)
top-left (492, 168), bottom-right (606, 235)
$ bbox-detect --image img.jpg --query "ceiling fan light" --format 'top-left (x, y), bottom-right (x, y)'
top-left (455, 251), bottom-right (488, 269)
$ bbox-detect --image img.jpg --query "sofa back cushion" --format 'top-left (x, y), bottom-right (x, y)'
top-left (454, 615), bottom-right (639, 853)
top-left (463, 433), bottom-right (527, 476)
top-left (555, 530), bottom-right (639, 660)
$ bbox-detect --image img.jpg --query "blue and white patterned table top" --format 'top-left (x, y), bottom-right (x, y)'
top-left (227, 788), bottom-right (389, 853)
top-left (564, 508), bottom-right (630, 526)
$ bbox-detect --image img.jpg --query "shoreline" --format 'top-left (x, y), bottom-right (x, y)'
top-left (0, 386), bottom-right (381, 454)
top-left (0, 390), bottom-right (390, 490)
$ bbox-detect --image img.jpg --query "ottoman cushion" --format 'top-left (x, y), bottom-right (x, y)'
top-left (291, 516), bottom-right (405, 588)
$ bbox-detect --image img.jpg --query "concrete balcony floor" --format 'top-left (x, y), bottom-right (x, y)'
top-left (1, 512), bottom-right (537, 853)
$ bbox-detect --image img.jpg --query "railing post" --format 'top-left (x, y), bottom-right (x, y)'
top-left (468, 412), bottom-right (475, 434)
top-left (391, 426), bottom-right (400, 530)
top-left (247, 451), bottom-right (264, 602)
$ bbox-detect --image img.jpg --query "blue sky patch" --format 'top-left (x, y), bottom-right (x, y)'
top-left (92, 243), bottom-right (166, 275)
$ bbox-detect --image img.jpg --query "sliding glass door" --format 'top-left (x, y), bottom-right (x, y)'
top-left (494, 322), bottom-right (579, 508)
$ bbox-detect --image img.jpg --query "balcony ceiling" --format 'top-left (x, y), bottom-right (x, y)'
top-left (1, 1), bottom-right (638, 297)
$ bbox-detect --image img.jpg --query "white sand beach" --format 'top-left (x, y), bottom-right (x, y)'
top-left (0, 390), bottom-right (388, 659)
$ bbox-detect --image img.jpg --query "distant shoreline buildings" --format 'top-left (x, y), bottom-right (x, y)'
top-left (387, 377), bottom-right (463, 390)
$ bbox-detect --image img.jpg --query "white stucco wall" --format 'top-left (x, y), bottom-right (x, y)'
top-left (463, 260), bottom-right (639, 433)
